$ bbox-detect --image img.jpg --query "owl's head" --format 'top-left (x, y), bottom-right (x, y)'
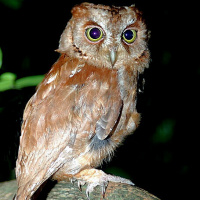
top-left (58, 2), bottom-right (150, 71)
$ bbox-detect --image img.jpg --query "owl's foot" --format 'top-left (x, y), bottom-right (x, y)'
top-left (74, 168), bottom-right (134, 200)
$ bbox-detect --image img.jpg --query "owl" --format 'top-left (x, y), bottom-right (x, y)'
top-left (14, 2), bottom-right (150, 200)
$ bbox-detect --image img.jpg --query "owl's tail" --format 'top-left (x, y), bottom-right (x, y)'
top-left (13, 186), bottom-right (34, 200)
top-left (13, 178), bottom-right (45, 200)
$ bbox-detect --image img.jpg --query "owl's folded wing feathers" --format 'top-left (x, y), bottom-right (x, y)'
top-left (15, 54), bottom-right (122, 199)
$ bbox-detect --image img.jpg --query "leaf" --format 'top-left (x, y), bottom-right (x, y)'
top-left (0, 72), bottom-right (17, 92)
top-left (0, 73), bottom-right (44, 92)
top-left (15, 75), bottom-right (44, 89)
top-left (152, 119), bottom-right (175, 143)
top-left (0, 0), bottom-right (24, 10)
top-left (1, 72), bottom-right (17, 81)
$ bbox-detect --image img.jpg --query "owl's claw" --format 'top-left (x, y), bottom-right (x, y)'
top-left (70, 178), bottom-right (86, 191)
top-left (77, 180), bottom-right (86, 191)
top-left (85, 172), bottom-right (133, 199)
top-left (70, 177), bottom-right (76, 185)
top-left (74, 169), bottom-right (134, 199)
top-left (101, 181), bottom-right (108, 199)
top-left (86, 182), bottom-right (102, 200)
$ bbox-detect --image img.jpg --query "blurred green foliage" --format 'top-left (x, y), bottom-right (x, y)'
top-left (0, 73), bottom-right (44, 91)
top-left (0, 0), bottom-right (24, 9)
top-left (152, 119), bottom-right (175, 143)
top-left (15, 75), bottom-right (44, 89)
top-left (0, 72), bottom-right (16, 91)
top-left (0, 48), bottom-right (44, 91)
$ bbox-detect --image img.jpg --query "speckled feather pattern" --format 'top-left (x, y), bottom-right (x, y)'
top-left (14, 2), bottom-right (150, 199)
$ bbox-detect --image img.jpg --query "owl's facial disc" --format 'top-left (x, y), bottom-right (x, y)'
top-left (84, 23), bottom-right (138, 67)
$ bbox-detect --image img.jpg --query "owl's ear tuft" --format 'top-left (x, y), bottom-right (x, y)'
top-left (71, 3), bottom-right (90, 18)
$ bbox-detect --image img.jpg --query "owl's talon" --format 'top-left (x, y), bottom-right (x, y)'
top-left (86, 192), bottom-right (89, 200)
top-left (101, 181), bottom-right (108, 198)
top-left (101, 186), bottom-right (106, 199)
top-left (78, 180), bottom-right (86, 191)
top-left (85, 183), bottom-right (98, 200)
top-left (75, 169), bottom-right (134, 199)
top-left (70, 177), bottom-right (76, 185)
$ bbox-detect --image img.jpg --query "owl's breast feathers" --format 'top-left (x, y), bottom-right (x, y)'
top-left (15, 53), bottom-right (139, 197)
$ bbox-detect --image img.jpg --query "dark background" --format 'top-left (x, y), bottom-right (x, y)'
top-left (0, 0), bottom-right (199, 199)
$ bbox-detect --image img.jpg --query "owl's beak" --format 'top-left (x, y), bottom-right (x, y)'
top-left (110, 49), bottom-right (117, 66)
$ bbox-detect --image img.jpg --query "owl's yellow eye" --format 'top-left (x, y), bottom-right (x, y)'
top-left (122, 29), bottom-right (137, 44)
top-left (85, 27), bottom-right (103, 42)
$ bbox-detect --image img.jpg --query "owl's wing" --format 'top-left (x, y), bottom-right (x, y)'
top-left (95, 93), bottom-right (122, 140)
top-left (15, 54), bottom-right (122, 199)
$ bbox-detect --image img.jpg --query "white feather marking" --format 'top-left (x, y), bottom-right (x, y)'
top-left (127, 116), bottom-right (136, 132)
top-left (47, 73), bottom-right (57, 84)
top-left (69, 69), bottom-right (76, 77)
top-left (64, 146), bottom-right (73, 153)
top-left (69, 63), bottom-right (84, 78)
top-left (42, 85), bottom-right (52, 99)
